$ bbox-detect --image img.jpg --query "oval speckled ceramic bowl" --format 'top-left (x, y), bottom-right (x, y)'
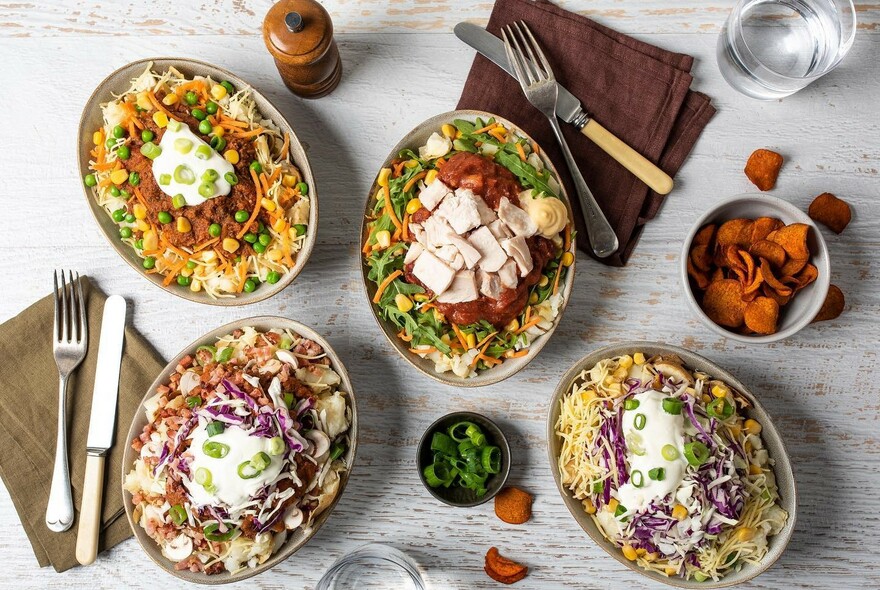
top-left (121, 316), bottom-right (357, 584)
top-left (680, 194), bottom-right (830, 343)
top-left (359, 110), bottom-right (576, 387)
top-left (78, 58), bottom-right (318, 305)
top-left (547, 343), bottom-right (797, 589)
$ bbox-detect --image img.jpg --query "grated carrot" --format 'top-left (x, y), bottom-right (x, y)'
top-left (397, 329), bottom-right (413, 343)
top-left (488, 127), bottom-right (507, 142)
top-left (281, 226), bottom-right (294, 266)
top-left (504, 349), bottom-right (529, 359)
top-left (476, 331), bottom-right (498, 349)
top-left (260, 173), bottom-right (271, 195)
top-left (97, 177), bottom-right (112, 188)
top-left (280, 132), bottom-right (290, 160)
top-left (516, 143), bottom-right (527, 162)
top-left (127, 120), bottom-right (137, 140)
top-left (383, 186), bottom-right (403, 231)
top-left (470, 338), bottom-right (495, 368)
top-left (237, 169), bottom-right (263, 239)
top-left (478, 354), bottom-right (502, 366)
top-left (148, 92), bottom-right (172, 118)
top-left (92, 160), bottom-right (116, 171)
top-left (524, 305), bottom-right (532, 324)
top-left (162, 255), bottom-right (191, 286)
top-left (194, 237), bottom-right (219, 252)
top-left (372, 270), bottom-right (402, 303)
top-left (403, 171), bottom-right (426, 193)
top-left (132, 187), bottom-right (148, 208)
top-left (235, 261), bottom-right (248, 293)
top-left (435, 157), bottom-right (446, 169)
top-left (531, 141), bottom-right (540, 155)
top-left (232, 127), bottom-right (264, 139)
top-left (410, 347), bottom-right (437, 354)
top-left (401, 212), bottom-right (409, 241)
top-left (473, 122), bottom-right (498, 134)
top-left (517, 316), bottom-right (543, 334)
top-left (451, 324), bottom-right (469, 350)
top-left (267, 168), bottom-right (281, 187)
top-left (392, 161), bottom-right (406, 178)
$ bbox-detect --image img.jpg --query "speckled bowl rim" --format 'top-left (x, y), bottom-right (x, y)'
top-left (679, 193), bottom-right (830, 343)
top-left (416, 411), bottom-right (511, 507)
top-left (547, 342), bottom-right (797, 589)
top-left (358, 109), bottom-right (576, 387)
top-left (121, 316), bottom-right (358, 584)
top-left (78, 57), bottom-right (318, 306)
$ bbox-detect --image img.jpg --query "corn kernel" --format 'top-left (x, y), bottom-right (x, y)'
top-left (441, 124), bottom-right (457, 139)
top-left (622, 545), bottom-right (638, 561)
top-left (176, 217), bottom-right (192, 233)
top-left (152, 111), bottom-right (169, 128)
top-left (644, 553), bottom-right (658, 562)
top-left (672, 504), bottom-right (688, 520)
top-left (539, 275), bottom-right (549, 287)
top-left (375, 230), bottom-right (391, 249)
top-left (711, 384), bottom-right (728, 398)
top-left (465, 332), bottom-right (476, 349)
top-left (132, 203), bottom-right (147, 219)
top-left (584, 498), bottom-right (596, 514)
top-left (636, 548), bottom-right (647, 557)
top-left (93, 130), bottom-right (104, 146)
top-left (281, 173), bottom-right (297, 188)
top-left (180, 267), bottom-right (193, 278)
top-left (142, 230), bottom-right (158, 251)
top-left (136, 92), bottom-right (153, 111)
top-left (110, 169), bottom-right (129, 185)
top-left (405, 198), bottom-right (423, 215)
top-left (395, 294), bottom-right (413, 313)
top-left (222, 237), bottom-right (240, 253)
top-left (455, 130), bottom-right (463, 139)
top-left (633, 352), bottom-right (646, 365)
top-left (433, 309), bottom-right (445, 323)
top-left (607, 498), bottom-right (619, 513)
top-left (135, 219), bottom-right (150, 232)
top-left (529, 292), bottom-right (539, 304)
top-left (412, 293), bottom-right (429, 302)
top-left (728, 422), bottom-right (743, 439)
top-left (267, 249), bottom-right (283, 262)
top-left (561, 251), bottom-right (575, 267)
top-left (736, 527), bottom-right (756, 542)
top-left (273, 217), bottom-right (288, 233)
top-left (261, 198), bottom-right (276, 212)
top-left (201, 250), bottom-right (217, 263)
top-left (404, 159), bottom-right (419, 168)
top-left (749, 463), bottom-right (763, 475)
top-left (288, 227), bottom-right (299, 241)
top-left (212, 125), bottom-right (224, 138)
top-left (162, 93), bottom-right (179, 106)
top-left (210, 84), bottom-right (228, 100)
top-left (425, 169), bottom-right (438, 185)
top-left (440, 333), bottom-right (452, 346)
top-left (665, 567), bottom-right (678, 576)
top-left (744, 419), bottom-right (762, 435)
top-left (219, 149), bottom-right (239, 165)
top-left (618, 355), bottom-right (634, 369)
top-left (377, 167), bottom-right (392, 187)
top-left (189, 279), bottom-right (202, 292)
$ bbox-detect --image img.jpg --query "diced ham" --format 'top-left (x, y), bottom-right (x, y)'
top-left (467, 226), bottom-right (508, 272)
top-left (448, 234), bottom-right (482, 269)
top-left (498, 258), bottom-right (519, 288)
top-left (412, 250), bottom-right (456, 295)
top-left (498, 197), bottom-right (538, 237)
top-left (419, 180), bottom-right (451, 211)
top-left (455, 188), bottom-right (496, 225)
top-left (501, 236), bottom-right (533, 277)
top-left (404, 242), bottom-right (423, 265)
top-left (434, 190), bottom-right (482, 234)
top-left (478, 270), bottom-right (503, 299)
top-left (488, 218), bottom-right (513, 240)
top-left (436, 270), bottom-right (479, 303)
top-left (423, 216), bottom-right (456, 248)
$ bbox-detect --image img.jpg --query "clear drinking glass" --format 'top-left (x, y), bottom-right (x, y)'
top-left (717, 0), bottom-right (856, 99)
top-left (316, 544), bottom-right (427, 590)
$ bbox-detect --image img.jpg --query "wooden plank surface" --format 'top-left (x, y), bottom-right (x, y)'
top-left (0, 1), bottom-right (878, 588)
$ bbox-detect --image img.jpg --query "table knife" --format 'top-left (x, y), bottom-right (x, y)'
top-left (454, 22), bottom-right (673, 195)
top-left (75, 295), bottom-right (127, 566)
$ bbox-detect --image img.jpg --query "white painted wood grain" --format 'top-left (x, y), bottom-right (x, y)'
top-left (0, 1), bottom-right (878, 588)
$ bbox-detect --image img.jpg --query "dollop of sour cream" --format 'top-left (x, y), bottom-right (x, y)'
top-left (184, 420), bottom-right (284, 508)
top-left (519, 189), bottom-right (569, 238)
top-left (617, 390), bottom-right (688, 512)
top-left (151, 120), bottom-right (234, 206)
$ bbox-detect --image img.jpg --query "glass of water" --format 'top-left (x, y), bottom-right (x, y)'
top-left (717, 0), bottom-right (856, 100)
top-left (316, 543), bottom-right (427, 590)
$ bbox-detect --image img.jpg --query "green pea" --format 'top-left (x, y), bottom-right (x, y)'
top-left (258, 233), bottom-right (271, 246)
top-left (109, 186), bottom-right (121, 197)
top-left (177, 275), bottom-right (191, 287)
top-left (112, 125), bottom-right (125, 139)
top-left (266, 271), bottom-right (281, 284)
top-left (172, 194), bottom-right (186, 209)
top-left (135, 239), bottom-right (144, 249)
top-left (119, 227), bottom-right (132, 239)
top-left (198, 119), bottom-right (213, 135)
top-left (117, 145), bottom-right (131, 160)
top-left (293, 224), bottom-right (307, 236)
top-left (128, 171), bottom-right (140, 186)
top-left (105, 138), bottom-right (117, 150)
top-left (224, 171), bottom-right (238, 186)
top-left (210, 136), bottom-right (226, 152)
top-left (205, 101), bottom-right (218, 114)
top-left (249, 160), bottom-right (262, 173)
top-left (83, 174), bottom-right (97, 187)
top-left (141, 129), bottom-right (154, 142)
top-left (252, 241), bottom-right (266, 254)
top-left (209, 223), bottom-right (221, 237)
top-left (143, 256), bottom-right (156, 269)
top-left (124, 213), bottom-right (136, 223)
top-left (221, 80), bottom-right (235, 94)
top-left (257, 222), bottom-right (265, 233)
top-left (112, 208), bottom-right (126, 222)
top-left (234, 210), bottom-right (249, 223)
top-left (242, 278), bottom-right (257, 293)
top-left (158, 211), bottom-right (172, 224)
top-left (202, 169), bottom-right (219, 182)
top-left (296, 182), bottom-right (308, 195)
top-left (186, 260), bottom-right (197, 269)
top-left (243, 232), bottom-right (257, 244)
top-left (119, 189), bottom-right (130, 200)
top-left (192, 108), bottom-right (206, 120)
top-left (185, 91), bottom-right (198, 105)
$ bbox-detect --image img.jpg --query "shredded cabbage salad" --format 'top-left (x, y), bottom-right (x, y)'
top-left (125, 327), bottom-right (351, 575)
top-left (556, 353), bottom-right (787, 582)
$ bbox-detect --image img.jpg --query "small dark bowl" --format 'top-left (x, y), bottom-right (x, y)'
top-left (417, 412), bottom-right (510, 507)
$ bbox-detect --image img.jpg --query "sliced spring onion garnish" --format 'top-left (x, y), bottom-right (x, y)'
top-left (684, 441), bottom-right (710, 466)
top-left (169, 504), bottom-right (187, 526)
top-left (661, 444), bottom-right (679, 461)
top-left (423, 421), bottom-right (498, 498)
top-left (648, 467), bottom-right (665, 481)
top-left (202, 441), bottom-right (229, 459)
top-left (237, 461), bottom-right (261, 480)
top-left (631, 469), bottom-right (644, 488)
top-left (268, 436), bottom-right (285, 456)
top-left (203, 522), bottom-right (237, 542)
top-left (174, 137), bottom-right (193, 154)
top-left (634, 413), bottom-right (647, 430)
top-left (174, 164), bottom-right (195, 185)
top-left (194, 467), bottom-right (212, 486)
top-left (195, 145), bottom-right (212, 160)
top-left (662, 397), bottom-right (683, 415)
top-left (707, 397), bottom-right (734, 419)
top-left (206, 421), bottom-right (225, 437)
top-left (624, 398), bottom-right (640, 411)
top-left (250, 451), bottom-right (271, 471)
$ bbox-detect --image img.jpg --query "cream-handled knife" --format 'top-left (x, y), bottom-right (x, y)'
top-left (454, 22), bottom-right (673, 195)
top-left (75, 295), bottom-right (126, 566)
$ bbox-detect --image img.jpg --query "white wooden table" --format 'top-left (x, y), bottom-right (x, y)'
top-left (1, 1), bottom-right (878, 588)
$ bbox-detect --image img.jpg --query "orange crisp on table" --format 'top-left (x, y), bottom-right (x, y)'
top-left (813, 284), bottom-right (845, 322)
top-left (484, 547), bottom-right (528, 585)
top-left (744, 148), bottom-right (784, 191)
top-left (808, 192), bottom-right (852, 234)
top-left (494, 487), bottom-right (533, 525)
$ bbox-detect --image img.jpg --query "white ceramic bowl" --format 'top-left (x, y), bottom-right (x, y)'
top-left (680, 193), bottom-right (830, 343)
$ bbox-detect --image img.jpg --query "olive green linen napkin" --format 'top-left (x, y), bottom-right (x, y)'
top-left (0, 277), bottom-right (163, 572)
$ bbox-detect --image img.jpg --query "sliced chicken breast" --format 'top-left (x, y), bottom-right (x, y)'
top-left (412, 250), bottom-right (456, 295)
top-left (436, 270), bottom-right (479, 303)
top-left (467, 226), bottom-right (508, 272)
top-left (498, 197), bottom-right (538, 238)
top-left (501, 235), bottom-right (533, 277)
top-left (419, 179), bottom-right (451, 211)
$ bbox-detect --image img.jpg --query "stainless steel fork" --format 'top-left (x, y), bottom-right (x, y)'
top-left (46, 270), bottom-right (88, 532)
top-left (502, 21), bottom-right (619, 258)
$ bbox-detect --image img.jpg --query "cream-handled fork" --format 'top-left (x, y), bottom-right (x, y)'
top-left (502, 21), bottom-right (619, 258)
top-left (46, 271), bottom-right (88, 532)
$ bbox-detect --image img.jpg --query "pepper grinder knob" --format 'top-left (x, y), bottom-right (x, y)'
top-left (285, 12), bottom-right (304, 33)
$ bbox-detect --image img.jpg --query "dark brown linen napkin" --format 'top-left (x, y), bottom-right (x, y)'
top-left (0, 278), bottom-right (163, 571)
top-left (458, 0), bottom-right (716, 265)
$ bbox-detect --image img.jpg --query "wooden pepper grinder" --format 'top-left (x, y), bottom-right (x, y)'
top-left (263, 0), bottom-right (342, 98)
